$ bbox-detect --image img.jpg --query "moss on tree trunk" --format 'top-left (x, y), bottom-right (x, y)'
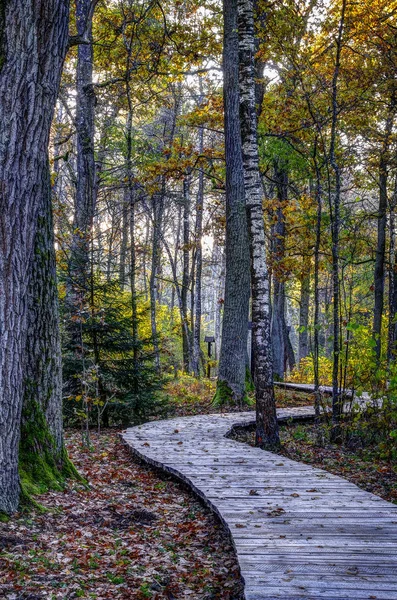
top-left (19, 396), bottom-right (80, 505)
top-left (213, 370), bottom-right (254, 408)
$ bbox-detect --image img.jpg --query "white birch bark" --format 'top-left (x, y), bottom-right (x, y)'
top-left (237, 0), bottom-right (279, 446)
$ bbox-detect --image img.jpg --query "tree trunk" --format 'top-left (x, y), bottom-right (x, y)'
top-left (0, 0), bottom-right (69, 514)
top-left (299, 269), bottom-right (311, 363)
top-left (192, 126), bottom-right (205, 377)
top-left (329, 0), bottom-right (346, 442)
top-left (66, 0), bottom-right (96, 353)
top-left (119, 192), bottom-right (129, 290)
top-left (21, 166), bottom-right (78, 495)
top-left (373, 94), bottom-right (395, 360)
top-left (215, 0), bottom-right (251, 406)
top-left (214, 244), bottom-right (225, 368)
top-left (271, 163), bottom-right (296, 377)
top-left (271, 165), bottom-right (286, 378)
top-left (388, 174), bottom-right (397, 361)
top-left (149, 187), bottom-right (164, 373)
top-left (124, 67), bottom-right (139, 379)
top-left (181, 175), bottom-right (192, 372)
top-left (238, 0), bottom-right (279, 446)
top-left (24, 170), bottom-right (63, 455)
top-left (271, 274), bottom-right (285, 379)
top-left (313, 156), bottom-right (323, 419)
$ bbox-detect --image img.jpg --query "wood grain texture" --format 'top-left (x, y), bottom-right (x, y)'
top-left (122, 408), bottom-right (397, 599)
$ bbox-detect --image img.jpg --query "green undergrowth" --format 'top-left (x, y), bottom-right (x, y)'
top-left (0, 511), bottom-right (10, 523)
top-left (164, 373), bottom-right (311, 417)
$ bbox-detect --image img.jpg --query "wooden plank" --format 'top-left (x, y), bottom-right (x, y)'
top-left (122, 408), bottom-right (397, 599)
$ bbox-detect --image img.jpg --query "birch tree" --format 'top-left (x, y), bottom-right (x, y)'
top-left (237, 0), bottom-right (279, 446)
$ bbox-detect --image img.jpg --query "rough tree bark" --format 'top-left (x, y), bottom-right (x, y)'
top-left (24, 177), bottom-right (63, 455)
top-left (214, 0), bottom-right (251, 406)
top-left (0, 0), bottom-right (70, 514)
top-left (21, 169), bottom-right (78, 496)
top-left (237, 0), bottom-right (279, 446)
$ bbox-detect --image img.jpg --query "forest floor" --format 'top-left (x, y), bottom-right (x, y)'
top-left (233, 421), bottom-right (397, 504)
top-left (0, 432), bottom-right (243, 600)
top-left (0, 382), bottom-right (347, 600)
top-left (164, 376), bottom-right (312, 418)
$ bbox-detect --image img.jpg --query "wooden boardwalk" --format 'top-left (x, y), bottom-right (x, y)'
top-left (123, 408), bottom-right (397, 600)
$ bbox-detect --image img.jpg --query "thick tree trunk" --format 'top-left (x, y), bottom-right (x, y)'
top-left (238, 0), bottom-right (279, 446)
top-left (215, 0), bottom-right (251, 406)
top-left (24, 172), bottom-right (63, 454)
top-left (21, 167), bottom-right (77, 495)
top-left (0, 0), bottom-right (69, 514)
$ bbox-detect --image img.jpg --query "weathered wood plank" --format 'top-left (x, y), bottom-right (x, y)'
top-left (122, 408), bottom-right (397, 599)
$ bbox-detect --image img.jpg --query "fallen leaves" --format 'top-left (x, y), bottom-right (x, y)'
top-left (233, 423), bottom-right (397, 504)
top-left (0, 431), bottom-right (244, 599)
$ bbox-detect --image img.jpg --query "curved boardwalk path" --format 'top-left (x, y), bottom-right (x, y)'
top-left (123, 407), bottom-right (397, 600)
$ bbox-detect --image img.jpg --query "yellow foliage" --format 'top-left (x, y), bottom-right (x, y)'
top-left (289, 356), bottom-right (333, 386)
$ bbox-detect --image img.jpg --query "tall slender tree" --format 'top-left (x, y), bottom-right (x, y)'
top-left (373, 92), bottom-right (396, 360)
top-left (67, 0), bottom-right (97, 334)
top-left (238, 0), bottom-right (279, 446)
top-left (192, 114), bottom-right (205, 377)
top-left (328, 0), bottom-right (346, 442)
